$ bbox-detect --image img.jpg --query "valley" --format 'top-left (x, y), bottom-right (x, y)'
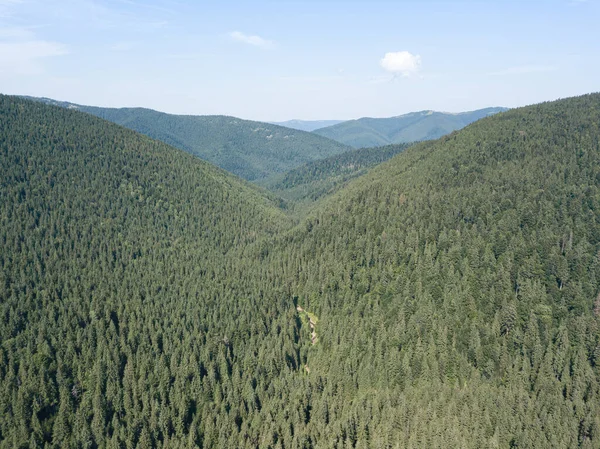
top-left (2, 0), bottom-right (597, 446)
top-left (24, 97), bottom-right (352, 182)
top-left (2, 93), bottom-right (600, 447)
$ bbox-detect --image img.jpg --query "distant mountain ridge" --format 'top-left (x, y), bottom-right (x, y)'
top-left (313, 107), bottom-right (508, 148)
top-left (270, 119), bottom-right (345, 132)
top-left (22, 96), bottom-right (351, 181)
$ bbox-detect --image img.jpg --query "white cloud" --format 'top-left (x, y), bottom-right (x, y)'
top-left (0, 2), bottom-right (68, 75)
top-left (0, 25), bottom-right (68, 75)
top-left (380, 51), bottom-right (421, 77)
top-left (0, 40), bottom-right (68, 74)
top-left (230, 31), bottom-right (273, 48)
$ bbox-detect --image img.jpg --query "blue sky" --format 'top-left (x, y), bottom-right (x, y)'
top-left (0, 0), bottom-right (597, 121)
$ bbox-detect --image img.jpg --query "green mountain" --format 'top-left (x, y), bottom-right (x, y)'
top-left (270, 119), bottom-right (345, 132)
top-left (313, 107), bottom-right (507, 148)
top-left (261, 142), bottom-right (412, 204)
top-left (274, 94), bottom-right (600, 447)
top-left (0, 95), bottom-right (299, 448)
top-left (2, 93), bottom-right (600, 448)
top-left (24, 97), bottom-right (351, 181)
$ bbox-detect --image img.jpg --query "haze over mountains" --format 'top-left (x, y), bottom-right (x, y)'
top-left (2, 92), bottom-right (600, 448)
top-left (313, 107), bottom-right (508, 148)
top-left (270, 119), bottom-right (345, 132)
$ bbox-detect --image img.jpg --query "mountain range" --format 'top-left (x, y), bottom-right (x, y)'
top-left (313, 107), bottom-right (508, 148)
top-left (25, 97), bottom-right (508, 182)
top-left (23, 97), bottom-right (351, 181)
top-left (2, 93), bottom-right (599, 448)
top-left (270, 119), bottom-right (345, 132)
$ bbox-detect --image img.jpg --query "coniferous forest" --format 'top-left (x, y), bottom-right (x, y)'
top-left (261, 143), bottom-right (412, 204)
top-left (21, 97), bottom-right (352, 182)
top-left (2, 93), bottom-right (600, 449)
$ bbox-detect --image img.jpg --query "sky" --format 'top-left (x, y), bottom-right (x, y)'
top-left (0, 0), bottom-right (598, 121)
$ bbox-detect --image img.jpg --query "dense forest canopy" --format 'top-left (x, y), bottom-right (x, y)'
top-left (0, 95), bottom-right (297, 448)
top-left (313, 107), bottom-right (507, 148)
top-left (1, 93), bottom-right (600, 448)
top-left (23, 97), bottom-right (352, 182)
top-left (260, 143), bottom-right (412, 205)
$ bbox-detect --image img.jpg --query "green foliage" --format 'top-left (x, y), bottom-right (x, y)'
top-left (313, 107), bottom-right (507, 148)
top-left (2, 93), bottom-right (600, 448)
top-left (23, 97), bottom-right (351, 181)
top-left (261, 143), bottom-right (412, 204)
top-left (0, 95), bottom-right (298, 448)
top-left (266, 94), bottom-right (600, 447)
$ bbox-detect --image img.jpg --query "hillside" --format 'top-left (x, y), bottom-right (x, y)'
top-left (268, 93), bottom-right (600, 447)
top-left (0, 95), bottom-right (301, 448)
top-left (313, 107), bottom-right (507, 148)
top-left (2, 93), bottom-right (600, 448)
top-left (270, 119), bottom-right (345, 132)
top-left (24, 97), bottom-right (351, 181)
top-left (262, 142), bottom-right (412, 203)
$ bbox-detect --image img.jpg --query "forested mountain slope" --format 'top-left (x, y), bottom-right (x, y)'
top-left (262, 142), bottom-right (411, 204)
top-left (3, 93), bottom-right (600, 448)
top-left (265, 93), bottom-right (600, 448)
top-left (0, 95), bottom-right (302, 448)
top-left (313, 107), bottom-right (507, 148)
top-left (24, 97), bottom-right (351, 181)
